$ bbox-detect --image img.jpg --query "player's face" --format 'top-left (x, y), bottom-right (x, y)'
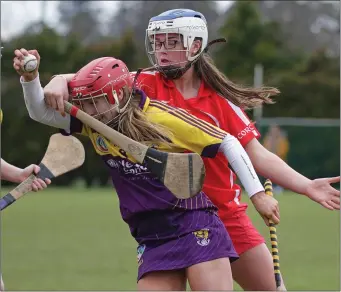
top-left (80, 95), bottom-right (119, 124)
top-left (152, 33), bottom-right (188, 67)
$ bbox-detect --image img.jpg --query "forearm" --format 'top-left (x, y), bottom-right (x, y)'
top-left (21, 74), bottom-right (71, 131)
top-left (1, 159), bottom-right (22, 183)
top-left (219, 134), bottom-right (264, 198)
top-left (253, 149), bottom-right (311, 195)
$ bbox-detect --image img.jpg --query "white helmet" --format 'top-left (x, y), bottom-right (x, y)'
top-left (145, 9), bottom-right (208, 79)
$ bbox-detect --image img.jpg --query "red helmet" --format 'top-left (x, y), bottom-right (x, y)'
top-left (69, 57), bottom-right (133, 111)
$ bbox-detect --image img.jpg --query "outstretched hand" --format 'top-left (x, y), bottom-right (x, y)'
top-left (304, 176), bottom-right (340, 210)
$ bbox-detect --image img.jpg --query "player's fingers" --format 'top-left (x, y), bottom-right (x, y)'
top-left (32, 165), bottom-right (41, 175)
top-left (31, 181), bottom-right (39, 192)
top-left (20, 48), bottom-right (29, 56)
top-left (274, 209), bottom-right (280, 221)
top-left (13, 57), bottom-right (24, 72)
top-left (44, 95), bottom-right (51, 107)
top-left (14, 49), bottom-right (24, 58)
top-left (49, 95), bottom-right (58, 110)
top-left (45, 178), bottom-right (51, 185)
top-left (13, 62), bottom-right (22, 71)
top-left (328, 200), bottom-right (340, 210)
top-left (327, 176), bottom-right (340, 184)
top-left (262, 216), bottom-right (270, 227)
top-left (13, 56), bottom-right (22, 65)
top-left (271, 212), bottom-right (280, 225)
top-left (13, 63), bottom-right (21, 71)
top-left (320, 201), bottom-right (334, 211)
top-left (28, 49), bottom-right (40, 61)
top-left (331, 188), bottom-right (340, 197)
top-left (34, 180), bottom-right (43, 191)
top-left (331, 196), bottom-right (340, 205)
top-left (56, 97), bottom-right (66, 117)
top-left (36, 178), bottom-right (47, 189)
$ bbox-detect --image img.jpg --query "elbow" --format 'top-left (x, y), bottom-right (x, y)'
top-left (27, 109), bottom-right (42, 123)
top-left (221, 133), bottom-right (240, 150)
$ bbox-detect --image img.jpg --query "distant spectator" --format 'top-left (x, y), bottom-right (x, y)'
top-left (263, 125), bottom-right (290, 194)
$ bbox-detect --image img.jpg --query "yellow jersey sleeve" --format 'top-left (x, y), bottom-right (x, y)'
top-left (147, 100), bottom-right (227, 157)
top-left (0, 109), bottom-right (3, 124)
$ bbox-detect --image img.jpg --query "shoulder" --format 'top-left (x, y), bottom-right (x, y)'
top-left (131, 71), bottom-right (158, 85)
top-left (133, 71), bottom-right (163, 97)
top-left (214, 93), bottom-right (252, 124)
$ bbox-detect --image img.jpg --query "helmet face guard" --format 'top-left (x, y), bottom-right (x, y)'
top-left (145, 30), bottom-right (200, 79)
top-left (145, 9), bottom-right (208, 79)
top-left (68, 57), bottom-right (133, 126)
top-left (71, 82), bottom-right (121, 125)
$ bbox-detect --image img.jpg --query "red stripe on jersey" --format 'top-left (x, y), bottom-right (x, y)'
top-left (150, 101), bottom-right (226, 140)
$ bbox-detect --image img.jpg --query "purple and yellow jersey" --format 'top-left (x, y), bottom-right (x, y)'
top-left (64, 90), bottom-right (228, 239)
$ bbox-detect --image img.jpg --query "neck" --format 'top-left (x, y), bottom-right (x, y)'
top-left (172, 66), bottom-right (201, 100)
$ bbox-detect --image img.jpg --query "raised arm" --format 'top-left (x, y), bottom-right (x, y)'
top-left (13, 48), bottom-right (71, 131)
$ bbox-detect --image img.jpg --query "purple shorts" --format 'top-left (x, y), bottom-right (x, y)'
top-left (136, 213), bottom-right (239, 281)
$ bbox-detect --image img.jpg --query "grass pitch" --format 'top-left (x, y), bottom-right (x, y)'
top-left (1, 187), bottom-right (339, 290)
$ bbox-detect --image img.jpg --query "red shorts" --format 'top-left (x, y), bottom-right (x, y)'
top-left (218, 201), bottom-right (265, 255)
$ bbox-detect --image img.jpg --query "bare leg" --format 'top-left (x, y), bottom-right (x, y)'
top-left (187, 258), bottom-right (233, 291)
top-left (231, 243), bottom-right (286, 291)
top-left (137, 269), bottom-right (187, 291)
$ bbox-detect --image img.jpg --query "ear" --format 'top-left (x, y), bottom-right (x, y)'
top-left (190, 39), bottom-right (202, 56)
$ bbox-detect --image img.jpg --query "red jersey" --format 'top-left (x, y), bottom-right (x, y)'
top-left (134, 71), bottom-right (261, 210)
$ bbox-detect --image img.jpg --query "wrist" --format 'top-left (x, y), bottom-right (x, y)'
top-left (300, 179), bottom-right (313, 197)
top-left (8, 169), bottom-right (23, 184)
top-left (22, 72), bottom-right (38, 82)
top-left (13, 168), bottom-right (24, 183)
top-left (250, 191), bottom-right (266, 203)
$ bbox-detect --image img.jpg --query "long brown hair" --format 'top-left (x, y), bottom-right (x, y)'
top-left (116, 87), bottom-right (174, 146)
top-left (194, 53), bottom-right (279, 109)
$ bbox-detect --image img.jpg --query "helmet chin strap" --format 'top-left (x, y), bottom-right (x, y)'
top-left (158, 38), bottom-right (227, 80)
top-left (159, 62), bottom-right (192, 79)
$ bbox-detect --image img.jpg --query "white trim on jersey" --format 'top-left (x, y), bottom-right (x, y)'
top-left (234, 189), bottom-right (240, 205)
top-left (226, 99), bottom-right (251, 126)
top-left (229, 169), bottom-right (234, 191)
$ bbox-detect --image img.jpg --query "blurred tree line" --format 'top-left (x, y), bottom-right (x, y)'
top-left (1, 1), bottom-right (339, 187)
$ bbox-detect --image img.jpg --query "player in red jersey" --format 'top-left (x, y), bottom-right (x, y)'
top-left (136, 9), bottom-right (340, 290)
top-left (38, 9), bottom-right (340, 291)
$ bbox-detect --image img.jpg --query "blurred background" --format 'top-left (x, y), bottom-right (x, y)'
top-left (1, 1), bottom-right (340, 291)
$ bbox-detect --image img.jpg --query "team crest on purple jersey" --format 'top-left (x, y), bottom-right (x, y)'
top-left (96, 136), bottom-right (109, 152)
top-left (137, 244), bottom-right (146, 266)
top-left (193, 228), bottom-right (210, 246)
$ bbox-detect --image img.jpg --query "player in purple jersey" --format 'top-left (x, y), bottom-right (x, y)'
top-left (14, 49), bottom-right (279, 291)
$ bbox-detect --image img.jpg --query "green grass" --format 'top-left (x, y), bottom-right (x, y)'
top-left (1, 187), bottom-right (340, 291)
